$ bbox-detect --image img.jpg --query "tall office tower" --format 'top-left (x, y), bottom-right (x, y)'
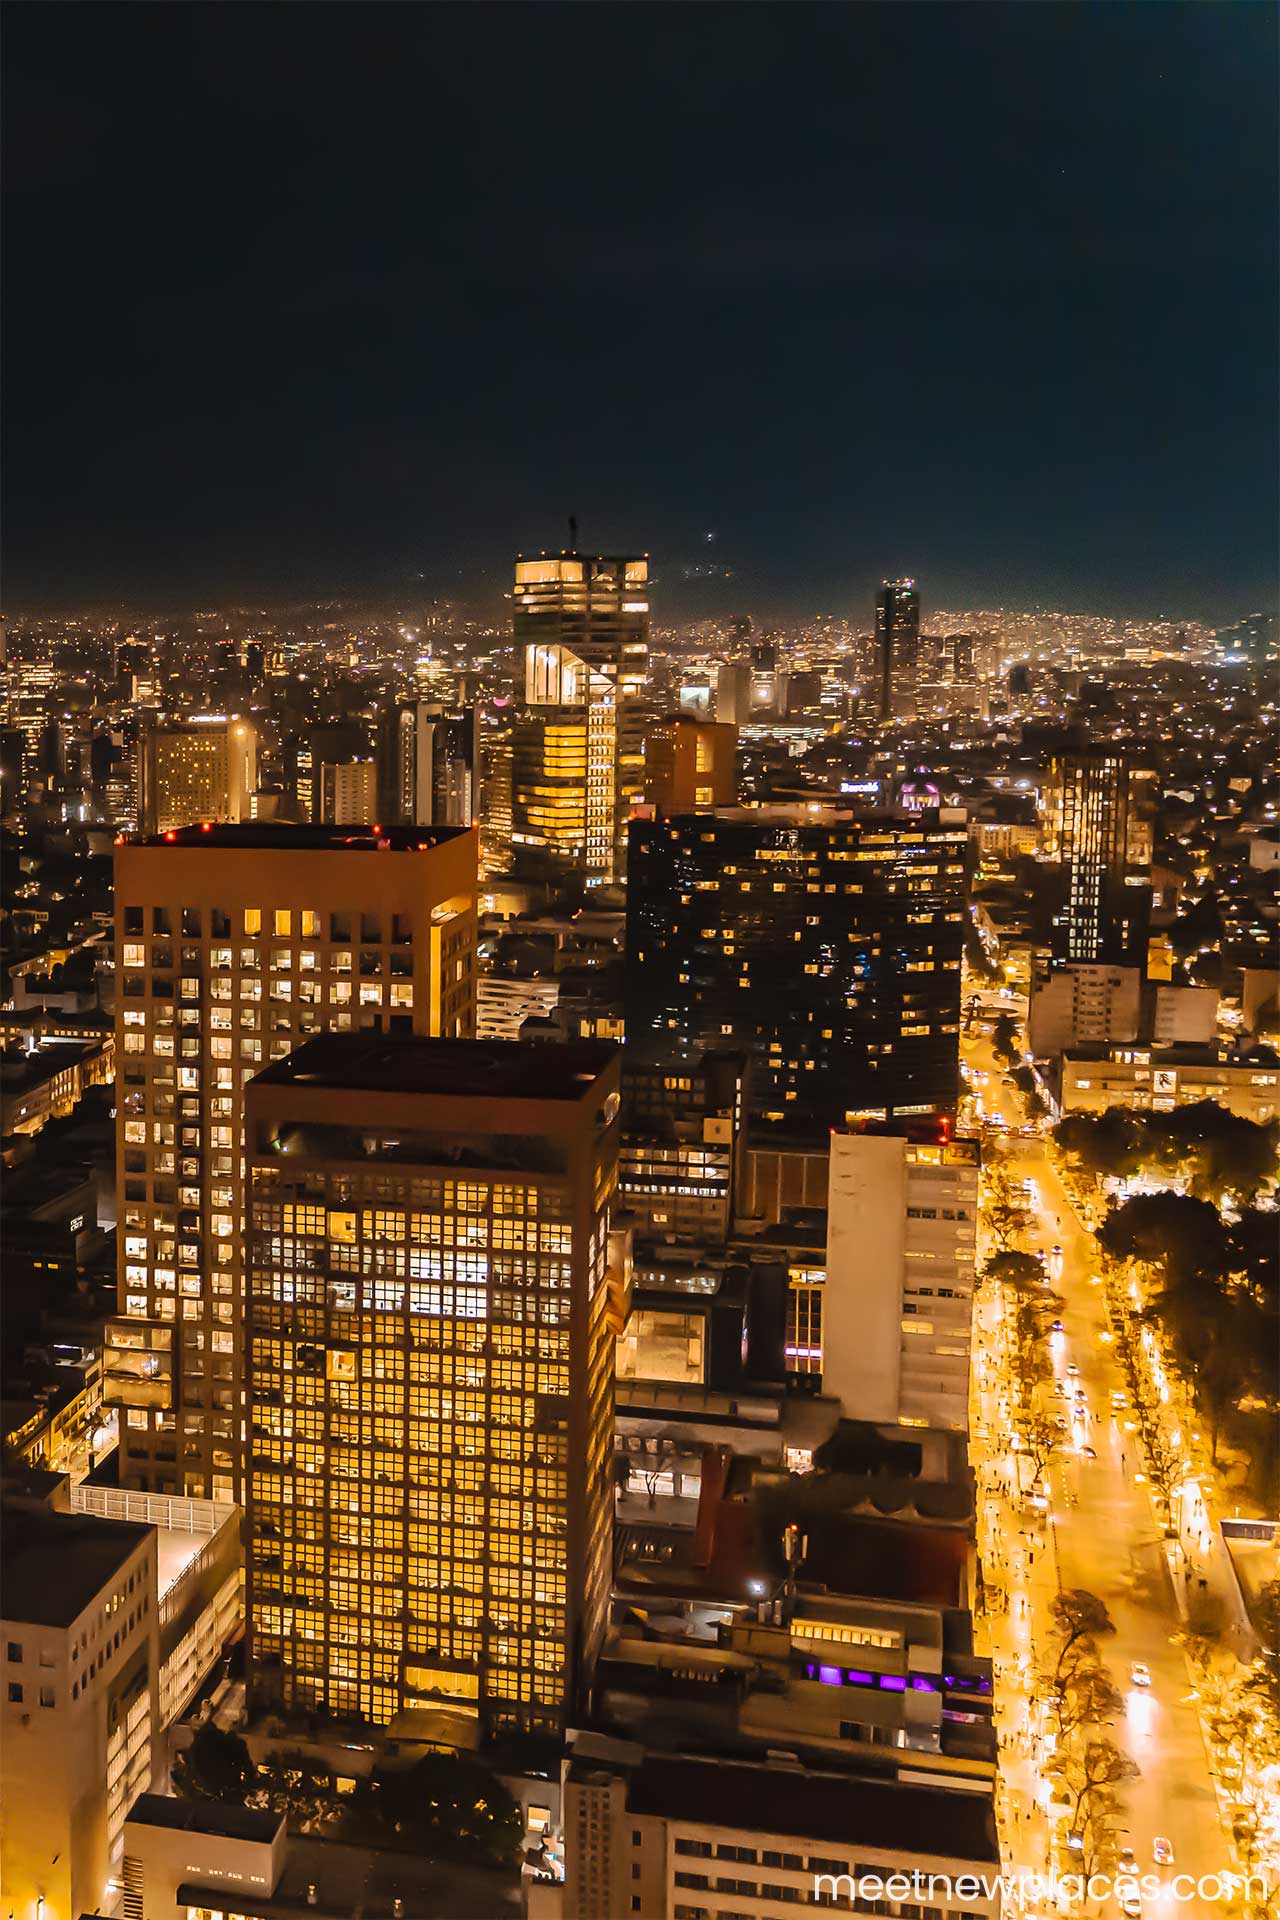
top-left (106, 823), bottom-right (479, 1502)
top-left (377, 699), bottom-right (480, 828)
top-left (626, 805), bottom-right (968, 1142)
top-left (512, 644), bottom-right (618, 885)
top-left (1045, 746), bottom-right (1155, 964)
top-left (876, 579), bottom-right (921, 722)
top-left (643, 714), bottom-right (737, 814)
top-left (480, 716), bottom-right (514, 879)
top-left (514, 551), bottom-right (650, 867)
top-left (825, 1125), bottom-right (979, 1430)
top-left (242, 1032), bottom-right (623, 1737)
top-left (138, 719), bottom-right (258, 834)
top-left (317, 759), bottom-right (377, 824)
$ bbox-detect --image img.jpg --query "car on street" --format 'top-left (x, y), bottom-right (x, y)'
top-left (1130, 1661), bottom-right (1151, 1688)
top-left (1079, 1444), bottom-right (1097, 1459)
top-left (1066, 1363), bottom-right (1080, 1377)
top-left (1120, 1892), bottom-right (1142, 1919)
top-left (1051, 1242), bottom-right (1062, 1258)
top-left (1051, 1319), bottom-right (1065, 1333)
top-left (1118, 1846), bottom-right (1137, 1874)
top-left (1153, 1837), bottom-right (1174, 1866)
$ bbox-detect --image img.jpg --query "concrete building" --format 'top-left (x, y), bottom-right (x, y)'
top-left (107, 822), bottom-right (478, 1502)
top-left (138, 719), bottom-right (257, 835)
top-left (242, 1033), bottom-right (624, 1738)
top-left (2, 1479), bottom-right (161, 1920)
top-left (1056, 1044), bottom-right (1280, 1123)
top-left (0, 1035), bottom-right (114, 1134)
top-left (1150, 983), bottom-right (1219, 1047)
top-left (643, 713), bottom-right (737, 815)
top-left (1027, 959), bottom-right (1143, 1057)
top-left (539, 1735), bottom-right (1000, 1920)
top-left (316, 757), bottom-right (376, 824)
top-left (824, 1129), bottom-right (980, 1431)
top-left (121, 1796), bottom-right (286, 1920)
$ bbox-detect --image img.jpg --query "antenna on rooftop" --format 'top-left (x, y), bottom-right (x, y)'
top-left (568, 514), bottom-right (578, 554)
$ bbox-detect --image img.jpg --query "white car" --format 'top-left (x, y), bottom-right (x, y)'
top-left (1120, 1894), bottom-right (1142, 1919)
top-left (1130, 1661), bottom-right (1152, 1688)
top-left (1153, 1837), bottom-right (1174, 1866)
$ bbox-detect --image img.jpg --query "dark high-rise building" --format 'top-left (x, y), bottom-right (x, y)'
top-left (626, 805), bottom-right (968, 1142)
top-left (876, 579), bottom-right (921, 721)
top-left (242, 1032), bottom-right (622, 1738)
top-left (1047, 747), bottom-right (1155, 965)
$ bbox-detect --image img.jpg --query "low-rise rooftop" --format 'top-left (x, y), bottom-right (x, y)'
top-left (2, 1507), bottom-right (152, 1628)
top-left (250, 1032), bottom-right (619, 1103)
top-left (119, 822), bottom-right (473, 853)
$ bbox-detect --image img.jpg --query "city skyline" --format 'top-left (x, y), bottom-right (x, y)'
top-left (5, 3), bottom-right (1277, 617)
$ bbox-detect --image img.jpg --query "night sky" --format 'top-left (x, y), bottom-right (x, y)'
top-left (5, 2), bottom-right (1277, 618)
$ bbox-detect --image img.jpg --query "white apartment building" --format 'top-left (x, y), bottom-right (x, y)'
top-left (824, 1130), bottom-right (980, 1432)
top-left (2, 1483), bottom-right (162, 1920)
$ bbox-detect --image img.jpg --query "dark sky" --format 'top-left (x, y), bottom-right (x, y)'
top-left (5, 2), bottom-right (1277, 620)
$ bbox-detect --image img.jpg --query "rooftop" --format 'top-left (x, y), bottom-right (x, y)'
top-left (622, 1752), bottom-right (999, 1862)
top-left (1, 1507), bottom-right (152, 1627)
top-left (250, 1032), bottom-right (619, 1103)
top-left (118, 822), bottom-right (473, 853)
top-left (128, 1792), bottom-right (282, 1844)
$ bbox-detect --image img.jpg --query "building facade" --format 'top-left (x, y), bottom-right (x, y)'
top-left (824, 1128), bottom-right (980, 1432)
top-left (2, 1487), bottom-right (161, 1920)
top-left (317, 758), bottom-right (377, 825)
top-left (107, 823), bottom-right (478, 1502)
top-left (876, 579), bottom-right (921, 722)
top-left (242, 1033), bottom-right (624, 1738)
top-left (514, 552), bottom-right (650, 871)
top-left (1057, 1044), bottom-right (1280, 1123)
top-left (138, 719), bottom-right (257, 835)
top-left (1044, 747), bottom-right (1155, 965)
top-left (643, 714), bottom-right (737, 815)
top-left (625, 806), bottom-right (968, 1142)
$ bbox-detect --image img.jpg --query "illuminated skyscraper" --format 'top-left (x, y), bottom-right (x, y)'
top-left (626, 804), bottom-right (968, 1142)
top-left (242, 1032), bottom-right (623, 1737)
top-left (876, 579), bottom-right (921, 722)
top-left (512, 643), bottom-right (617, 885)
top-left (138, 719), bottom-right (257, 834)
top-left (106, 823), bottom-right (478, 1501)
top-left (514, 550), bottom-right (650, 871)
top-left (1046, 746), bottom-right (1155, 964)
